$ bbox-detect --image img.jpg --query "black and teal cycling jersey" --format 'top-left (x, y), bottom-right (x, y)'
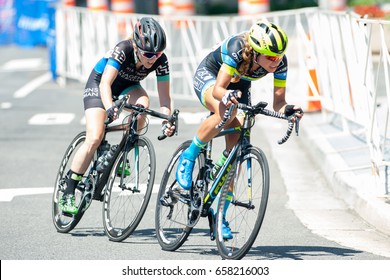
top-left (83, 39), bottom-right (170, 110)
top-left (193, 32), bottom-right (287, 107)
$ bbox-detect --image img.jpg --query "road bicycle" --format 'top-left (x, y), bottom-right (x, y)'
top-left (155, 101), bottom-right (300, 259)
top-left (52, 94), bottom-right (179, 242)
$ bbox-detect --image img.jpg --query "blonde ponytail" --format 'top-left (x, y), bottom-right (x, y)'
top-left (237, 32), bottom-right (253, 76)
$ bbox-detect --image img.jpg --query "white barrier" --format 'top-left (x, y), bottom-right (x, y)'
top-left (55, 6), bottom-right (390, 193)
top-left (308, 10), bottom-right (390, 192)
top-left (55, 6), bottom-right (319, 104)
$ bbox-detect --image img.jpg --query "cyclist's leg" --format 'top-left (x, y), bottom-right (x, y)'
top-left (60, 92), bottom-right (106, 214)
top-left (176, 75), bottom-right (239, 189)
top-left (120, 84), bottom-right (150, 133)
top-left (214, 83), bottom-right (251, 228)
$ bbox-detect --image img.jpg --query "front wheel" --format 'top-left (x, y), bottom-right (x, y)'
top-left (103, 136), bottom-right (156, 242)
top-left (216, 147), bottom-right (270, 259)
top-left (52, 132), bottom-right (95, 233)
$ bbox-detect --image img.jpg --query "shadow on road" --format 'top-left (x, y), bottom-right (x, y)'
top-left (64, 227), bottom-right (366, 260)
top-left (245, 245), bottom-right (363, 259)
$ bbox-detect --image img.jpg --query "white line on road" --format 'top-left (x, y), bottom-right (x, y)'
top-left (0, 185), bottom-right (161, 202)
top-left (0, 102), bottom-right (12, 109)
top-left (28, 113), bottom-right (75, 125)
top-left (0, 188), bottom-right (53, 202)
top-left (0, 58), bottom-right (46, 71)
top-left (13, 72), bottom-right (52, 98)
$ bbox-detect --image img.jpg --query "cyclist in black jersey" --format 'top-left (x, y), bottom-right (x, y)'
top-left (176, 21), bottom-right (304, 239)
top-left (60, 17), bottom-right (176, 215)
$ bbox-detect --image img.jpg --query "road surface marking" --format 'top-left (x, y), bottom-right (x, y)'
top-left (29, 113), bottom-right (75, 125)
top-left (0, 102), bottom-right (12, 109)
top-left (0, 188), bottom-right (53, 202)
top-left (14, 72), bottom-right (52, 98)
top-left (0, 58), bottom-right (46, 71)
top-left (0, 185), bottom-right (160, 202)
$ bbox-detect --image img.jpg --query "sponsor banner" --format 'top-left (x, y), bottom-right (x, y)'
top-left (14, 0), bottom-right (57, 47)
top-left (0, 0), bottom-right (15, 45)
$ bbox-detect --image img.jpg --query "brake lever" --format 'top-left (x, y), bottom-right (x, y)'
top-left (158, 109), bottom-right (180, 141)
top-left (293, 113), bottom-right (299, 136)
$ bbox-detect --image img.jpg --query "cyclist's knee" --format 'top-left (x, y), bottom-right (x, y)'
top-left (85, 134), bottom-right (104, 149)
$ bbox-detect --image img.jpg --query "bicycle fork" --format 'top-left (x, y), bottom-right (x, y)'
top-left (116, 138), bottom-right (140, 194)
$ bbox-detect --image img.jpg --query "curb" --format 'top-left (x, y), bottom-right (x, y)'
top-left (301, 113), bottom-right (390, 237)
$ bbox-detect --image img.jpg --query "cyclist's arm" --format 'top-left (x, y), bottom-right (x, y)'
top-left (157, 80), bottom-right (171, 116)
top-left (157, 79), bottom-right (176, 137)
top-left (273, 86), bottom-right (288, 113)
top-left (100, 64), bottom-right (119, 110)
top-left (273, 85), bottom-right (304, 119)
top-left (212, 63), bottom-right (235, 101)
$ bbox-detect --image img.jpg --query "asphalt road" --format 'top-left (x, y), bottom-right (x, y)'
top-left (1, 46), bottom-right (389, 263)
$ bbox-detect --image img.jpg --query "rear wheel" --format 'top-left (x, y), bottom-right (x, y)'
top-left (155, 140), bottom-right (204, 251)
top-left (52, 132), bottom-right (95, 233)
top-left (103, 136), bottom-right (156, 242)
top-left (216, 147), bottom-right (270, 259)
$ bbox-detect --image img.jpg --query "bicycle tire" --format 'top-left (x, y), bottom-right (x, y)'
top-left (103, 136), bottom-right (156, 242)
top-left (216, 146), bottom-right (270, 259)
top-left (155, 140), bottom-right (204, 251)
top-left (52, 132), bottom-right (92, 233)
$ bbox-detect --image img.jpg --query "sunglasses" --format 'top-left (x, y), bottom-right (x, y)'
top-left (254, 52), bottom-right (282, 63)
top-left (139, 49), bottom-right (163, 59)
top-left (264, 55), bottom-right (282, 62)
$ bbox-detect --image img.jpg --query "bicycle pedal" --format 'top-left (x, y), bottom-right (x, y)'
top-left (187, 209), bottom-right (200, 228)
top-left (159, 195), bottom-right (169, 207)
top-left (62, 211), bottom-right (74, 218)
top-left (79, 194), bottom-right (93, 212)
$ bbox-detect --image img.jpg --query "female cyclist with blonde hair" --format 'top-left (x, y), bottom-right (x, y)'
top-left (176, 20), bottom-right (304, 239)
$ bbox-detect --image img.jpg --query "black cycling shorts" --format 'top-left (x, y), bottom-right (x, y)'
top-left (83, 69), bottom-right (141, 110)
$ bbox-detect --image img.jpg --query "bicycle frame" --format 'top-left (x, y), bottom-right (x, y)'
top-left (91, 109), bottom-right (152, 200)
top-left (89, 100), bottom-right (179, 201)
top-left (200, 113), bottom-right (255, 217)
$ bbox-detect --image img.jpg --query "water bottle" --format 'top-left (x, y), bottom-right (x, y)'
top-left (98, 141), bottom-right (110, 157)
top-left (96, 141), bottom-right (110, 172)
top-left (104, 145), bottom-right (118, 165)
top-left (210, 149), bottom-right (230, 180)
top-left (97, 144), bottom-right (118, 172)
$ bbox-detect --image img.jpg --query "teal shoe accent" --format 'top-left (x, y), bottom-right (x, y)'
top-left (175, 152), bottom-right (194, 190)
top-left (221, 218), bottom-right (233, 240)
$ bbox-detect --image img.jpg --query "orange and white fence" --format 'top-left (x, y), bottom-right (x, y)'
top-left (319, 0), bottom-right (347, 11)
top-left (238, 0), bottom-right (269, 15)
top-left (87, 0), bottom-right (108, 11)
top-left (63, 0), bottom-right (75, 6)
top-left (158, 0), bottom-right (194, 16)
top-left (111, 0), bottom-right (134, 13)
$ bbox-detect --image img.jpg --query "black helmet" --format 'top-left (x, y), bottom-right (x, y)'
top-left (133, 17), bottom-right (166, 53)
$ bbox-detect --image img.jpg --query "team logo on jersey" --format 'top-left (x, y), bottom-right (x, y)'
top-left (83, 88), bottom-right (99, 98)
top-left (197, 67), bottom-right (213, 81)
top-left (156, 61), bottom-right (169, 76)
top-left (194, 76), bottom-right (205, 92)
top-left (231, 49), bottom-right (243, 61)
top-left (111, 47), bottom-right (126, 64)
